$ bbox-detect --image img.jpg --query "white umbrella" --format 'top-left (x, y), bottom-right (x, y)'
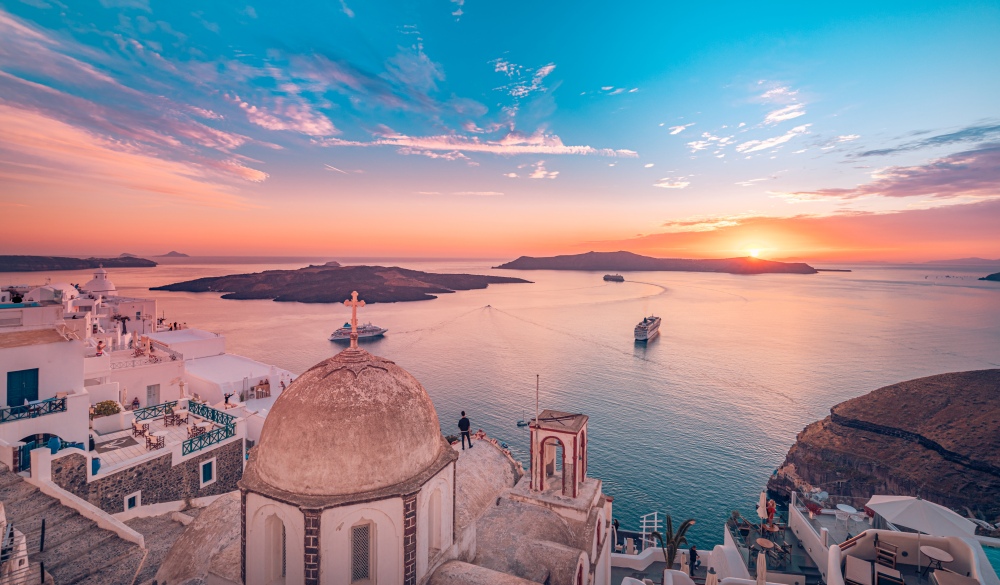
top-left (864, 495), bottom-right (975, 537)
top-left (757, 490), bottom-right (769, 523)
top-left (705, 567), bottom-right (719, 585)
top-left (756, 551), bottom-right (768, 585)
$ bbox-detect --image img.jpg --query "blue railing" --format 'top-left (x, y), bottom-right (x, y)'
top-left (0, 397), bottom-right (67, 424)
top-left (182, 423), bottom-right (235, 455)
top-left (187, 401), bottom-right (235, 427)
top-left (133, 400), bottom-right (178, 421)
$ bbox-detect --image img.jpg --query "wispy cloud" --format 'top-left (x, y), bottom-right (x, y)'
top-left (452, 191), bottom-right (503, 196)
top-left (669, 123), bottom-right (694, 135)
top-left (784, 143), bottom-right (1000, 201)
top-left (759, 86), bottom-right (798, 101)
top-left (339, 0), bottom-right (355, 17)
top-left (736, 124), bottom-right (811, 153)
top-left (528, 160), bottom-right (558, 179)
top-left (654, 176), bottom-right (691, 189)
top-left (450, 0), bottom-right (464, 18)
top-left (686, 131), bottom-right (735, 153)
top-left (324, 164), bottom-right (348, 174)
top-left (764, 103), bottom-right (805, 125)
top-left (856, 122), bottom-right (1000, 157)
top-left (231, 95), bottom-right (337, 136)
top-left (333, 128), bottom-right (639, 158)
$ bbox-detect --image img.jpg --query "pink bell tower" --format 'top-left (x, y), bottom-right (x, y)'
top-left (529, 410), bottom-right (589, 498)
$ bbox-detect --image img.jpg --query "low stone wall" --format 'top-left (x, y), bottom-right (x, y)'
top-left (50, 439), bottom-right (243, 513)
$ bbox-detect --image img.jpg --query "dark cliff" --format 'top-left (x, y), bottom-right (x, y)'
top-left (494, 251), bottom-right (817, 275)
top-left (768, 369), bottom-right (1000, 522)
top-left (980, 272), bottom-right (1000, 282)
top-left (0, 255), bottom-right (157, 272)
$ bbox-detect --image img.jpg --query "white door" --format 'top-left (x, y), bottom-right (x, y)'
top-left (146, 384), bottom-right (160, 407)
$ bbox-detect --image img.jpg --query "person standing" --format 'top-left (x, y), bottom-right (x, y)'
top-left (458, 411), bottom-right (473, 450)
top-left (689, 545), bottom-right (700, 575)
top-left (767, 499), bottom-right (777, 527)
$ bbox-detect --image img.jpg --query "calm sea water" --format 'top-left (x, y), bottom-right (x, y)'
top-left (6, 258), bottom-right (1000, 546)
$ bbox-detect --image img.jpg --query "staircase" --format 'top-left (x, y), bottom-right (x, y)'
top-left (0, 466), bottom-right (146, 584)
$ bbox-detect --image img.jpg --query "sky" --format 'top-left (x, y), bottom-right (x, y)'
top-left (0, 0), bottom-right (999, 261)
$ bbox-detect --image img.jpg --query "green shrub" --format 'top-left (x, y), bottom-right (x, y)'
top-left (93, 400), bottom-right (121, 418)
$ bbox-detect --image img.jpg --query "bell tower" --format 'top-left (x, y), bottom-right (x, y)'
top-left (529, 410), bottom-right (588, 498)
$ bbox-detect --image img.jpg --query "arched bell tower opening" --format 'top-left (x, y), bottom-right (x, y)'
top-left (529, 410), bottom-right (589, 498)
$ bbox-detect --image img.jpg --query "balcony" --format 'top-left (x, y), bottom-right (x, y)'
top-left (0, 397), bottom-right (67, 424)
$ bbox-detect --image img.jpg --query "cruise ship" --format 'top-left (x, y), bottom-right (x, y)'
top-left (329, 321), bottom-right (388, 342)
top-left (634, 315), bottom-right (661, 341)
top-left (604, 274), bottom-right (625, 282)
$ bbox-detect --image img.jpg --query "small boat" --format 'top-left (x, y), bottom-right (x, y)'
top-left (517, 410), bottom-right (530, 427)
top-left (329, 322), bottom-right (387, 342)
top-left (603, 274), bottom-right (625, 282)
top-left (634, 315), bottom-right (661, 341)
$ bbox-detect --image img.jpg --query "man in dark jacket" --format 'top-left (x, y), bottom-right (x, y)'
top-left (458, 411), bottom-right (473, 450)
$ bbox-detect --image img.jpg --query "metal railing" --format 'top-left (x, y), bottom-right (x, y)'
top-left (0, 397), bottom-right (67, 424)
top-left (182, 423), bottom-right (235, 456)
top-left (188, 401), bottom-right (236, 427)
top-left (132, 400), bottom-right (178, 421)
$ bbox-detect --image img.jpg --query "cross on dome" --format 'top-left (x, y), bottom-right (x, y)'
top-left (343, 290), bottom-right (366, 349)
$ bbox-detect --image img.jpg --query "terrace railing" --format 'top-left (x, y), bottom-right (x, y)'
top-left (0, 397), bottom-right (67, 424)
top-left (132, 400), bottom-right (178, 421)
top-left (187, 401), bottom-right (236, 427)
top-left (182, 423), bottom-right (236, 456)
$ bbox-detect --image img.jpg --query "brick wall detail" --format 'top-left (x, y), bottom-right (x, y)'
top-left (303, 509), bottom-right (320, 585)
top-left (403, 491), bottom-right (418, 585)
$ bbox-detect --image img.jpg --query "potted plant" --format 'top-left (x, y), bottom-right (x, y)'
top-left (651, 515), bottom-right (697, 570)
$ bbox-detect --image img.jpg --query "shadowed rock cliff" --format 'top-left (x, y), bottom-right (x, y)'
top-left (768, 369), bottom-right (1000, 523)
top-left (494, 250), bottom-right (817, 274)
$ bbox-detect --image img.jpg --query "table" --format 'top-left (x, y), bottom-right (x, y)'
top-left (920, 546), bottom-right (954, 577)
top-left (756, 538), bottom-right (775, 549)
top-left (837, 504), bottom-right (858, 514)
top-left (152, 431), bottom-right (169, 438)
top-left (197, 422), bottom-right (214, 431)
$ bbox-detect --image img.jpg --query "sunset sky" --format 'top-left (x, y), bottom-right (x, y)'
top-left (1, 0), bottom-right (998, 261)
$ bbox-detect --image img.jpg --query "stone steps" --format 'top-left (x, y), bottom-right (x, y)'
top-left (0, 466), bottom-right (146, 584)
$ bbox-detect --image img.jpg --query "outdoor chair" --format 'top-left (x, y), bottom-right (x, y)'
top-left (132, 421), bottom-right (149, 437)
top-left (144, 433), bottom-right (155, 449)
top-left (875, 541), bottom-right (898, 569)
top-left (845, 555), bottom-right (874, 585)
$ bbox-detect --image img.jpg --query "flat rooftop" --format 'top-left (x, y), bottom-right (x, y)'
top-left (184, 353), bottom-right (273, 384)
top-left (148, 328), bottom-right (223, 344)
top-left (0, 327), bottom-right (69, 349)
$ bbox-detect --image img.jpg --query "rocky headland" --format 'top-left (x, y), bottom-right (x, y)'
top-left (152, 264), bottom-right (531, 303)
top-left (494, 250), bottom-right (818, 275)
top-left (768, 369), bottom-right (1000, 523)
top-left (155, 250), bottom-right (190, 257)
top-left (0, 255), bottom-right (157, 272)
top-left (980, 272), bottom-right (1000, 282)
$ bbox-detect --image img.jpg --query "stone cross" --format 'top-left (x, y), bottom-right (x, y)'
top-left (343, 290), bottom-right (366, 349)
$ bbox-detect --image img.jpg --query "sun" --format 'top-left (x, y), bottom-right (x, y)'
top-left (749, 249), bottom-right (760, 258)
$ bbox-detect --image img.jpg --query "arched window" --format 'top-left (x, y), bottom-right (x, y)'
top-left (264, 514), bottom-right (286, 584)
top-left (428, 488), bottom-right (442, 556)
top-left (351, 520), bottom-right (375, 584)
top-left (577, 563), bottom-right (584, 585)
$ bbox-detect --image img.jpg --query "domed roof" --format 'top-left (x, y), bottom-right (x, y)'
top-left (82, 267), bottom-right (116, 294)
top-left (250, 347), bottom-right (446, 497)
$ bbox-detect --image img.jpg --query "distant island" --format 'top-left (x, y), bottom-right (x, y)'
top-left (494, 250), bottom-right (817, 275)
top-left (155, 251), bottom-right (190, 257)
top-left (981, 272), bottom-right (1000, 282)
top-left (151, 264), bottom-right (531, 303)
top-left (927, 257), bottom-right (1000, 266)
top-left (0, 255), bottom-right (157, 272)
top-left (768, 369), bottom-right (1000, 521)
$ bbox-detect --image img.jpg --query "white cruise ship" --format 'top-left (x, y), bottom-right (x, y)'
top-left (634, 315), bottom-right (661, 341)
top-left (329, 321), bottom-right (387, 342)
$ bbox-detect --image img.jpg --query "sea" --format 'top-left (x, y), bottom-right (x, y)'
top-left (5, 257), bottom-right (999, 547)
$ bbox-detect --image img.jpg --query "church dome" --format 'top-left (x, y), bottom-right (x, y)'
top-left (82, 267), bottom-right (116, 294)
top-left (251, 347), bottom-right (445, 497)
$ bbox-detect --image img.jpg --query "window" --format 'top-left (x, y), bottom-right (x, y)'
top-left (265, 514), bottom-right (286, 584)
top-left (351, 522), bottom-right (374, 583)
top-left (200, 458), bottom-right (216, 487)
top-left (125, 491), bottom-right (141, 510)
top-left (428, 489), bottom-right (442, 555)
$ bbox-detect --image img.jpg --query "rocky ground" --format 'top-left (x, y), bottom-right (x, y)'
top-left (768, 369), bottom-right (1000, 525)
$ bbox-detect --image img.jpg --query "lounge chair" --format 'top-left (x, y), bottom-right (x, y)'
top-left (875, 563), bottom-right (904, 585)
top-left (875, 540), bottom-right (898, 569)
top-left (845, 555), bottom-right (873, 585)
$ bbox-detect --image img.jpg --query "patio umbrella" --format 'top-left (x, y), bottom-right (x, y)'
top-left (705, 567), bottom-right (719, 585)
top-left (864, 495), bottom-right (976, 538)
top-left (756, 551), bottom-right (768, 585)
top-left (757, 490), bottom-right (769, 523)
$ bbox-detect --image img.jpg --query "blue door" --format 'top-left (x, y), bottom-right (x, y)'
top-left (6, 368), bottom-right (39, 407)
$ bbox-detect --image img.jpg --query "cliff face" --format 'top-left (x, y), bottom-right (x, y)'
top-left (980, 272), bottom-right (1000, 281)
top-left (768, 369), bottom-right (1000, 522)
top-left (0, 255), bottom-right (156, 272)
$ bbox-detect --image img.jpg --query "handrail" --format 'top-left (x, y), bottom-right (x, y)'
top-left (132, 400), bottom-right (178, 421)
top-left (840, 531), bottom-right (868, 551)
top-left (181, 424), bottom-right (235, 456)
top-left (187, 401), bottom-right (235, 427)
top-left (0, 397), bottom-right (67, 424)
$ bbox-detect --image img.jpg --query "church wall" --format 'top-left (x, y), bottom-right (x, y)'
top-left (320, 497), bottom-right (403, 585)
top-left (245, 493), bottom-right (305, 585)
top-left (49, 439), bottom-right (242, 513)
top-left (415, 462), bottom-right (455, 582)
